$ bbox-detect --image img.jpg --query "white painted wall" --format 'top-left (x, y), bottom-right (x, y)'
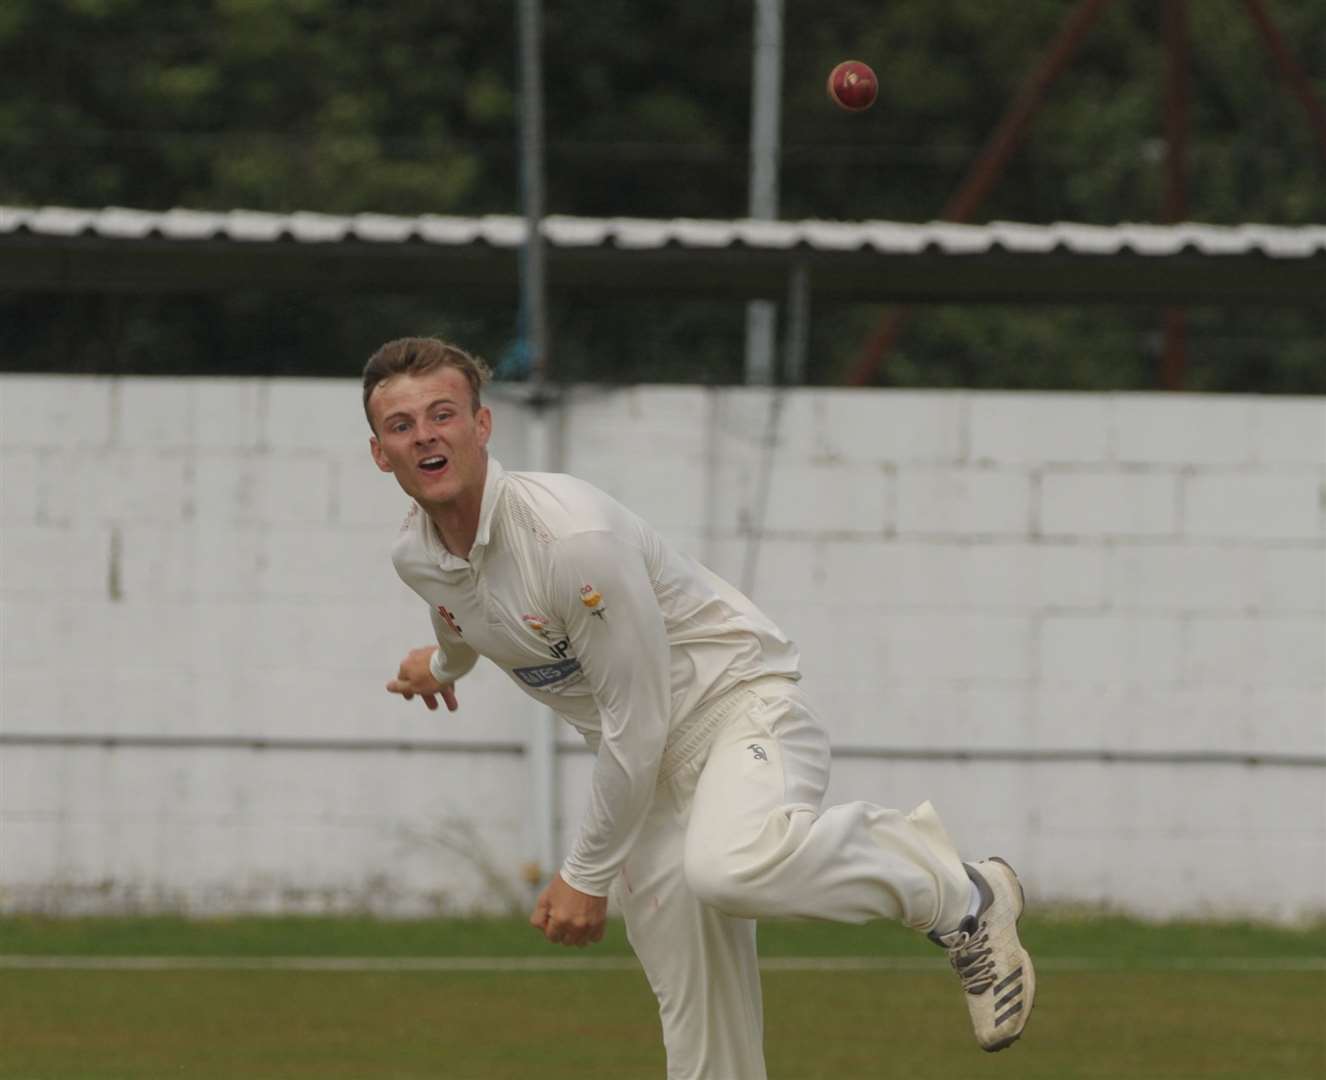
top-left (2, 376), bottom-right (1323, 921)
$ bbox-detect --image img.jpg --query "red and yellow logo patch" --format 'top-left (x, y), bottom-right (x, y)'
top-left (579, 585), bottom-right (607, 619)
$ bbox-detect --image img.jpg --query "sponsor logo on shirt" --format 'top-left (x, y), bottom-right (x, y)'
top-left (580, 584), bottom-right (607, 619)
top-left (522, 613), bottom-right (550, 638)
top-left (512, 657), bottom-right (583, 689)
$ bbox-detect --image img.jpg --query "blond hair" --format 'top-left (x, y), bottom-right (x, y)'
top-left (361, 337), bottom-right (492, 431)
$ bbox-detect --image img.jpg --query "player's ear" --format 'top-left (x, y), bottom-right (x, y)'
top-left (475, 405), bottom-right (493, 449)
top-left (369, 435), bottom-right (393, 473)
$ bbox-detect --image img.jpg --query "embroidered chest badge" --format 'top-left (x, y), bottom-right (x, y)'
top-left (436, 604), bottom-right (463, 636)
top-left (522, 613), bottom-right (552, 639)
top-left (579, 585), bottom-right (607, 619)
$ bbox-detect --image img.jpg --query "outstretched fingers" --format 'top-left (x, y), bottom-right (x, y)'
top-left (386, 659), bottom-right (453, 712)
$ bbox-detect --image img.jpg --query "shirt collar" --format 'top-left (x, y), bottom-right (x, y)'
top-left (425, 455), bottom-right (506, 571)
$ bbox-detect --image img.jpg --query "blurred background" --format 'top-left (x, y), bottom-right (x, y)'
top-left (1, 0), bottom-right (1323, 926)
top-left (2, 0), bottom-right (1324, 387)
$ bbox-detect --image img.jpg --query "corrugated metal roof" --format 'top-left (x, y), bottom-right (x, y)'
top-left (3, 204), bottom-right (1324, 259)
top-left (4, 205), bottom-right (1322, 305)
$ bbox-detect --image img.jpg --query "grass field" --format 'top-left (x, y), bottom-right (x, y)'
top-left (2, 914), bottom-right (1323, 1079)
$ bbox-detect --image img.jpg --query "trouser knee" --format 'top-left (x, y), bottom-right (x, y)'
top-left (684, 847), bottom-right (759, 916)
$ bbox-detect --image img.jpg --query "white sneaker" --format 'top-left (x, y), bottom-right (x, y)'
top-left (929, 857), bottom-right (1035, 1052)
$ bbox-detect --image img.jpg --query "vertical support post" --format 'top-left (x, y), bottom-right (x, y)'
top-left (746, 0), bottom-right (783, 385)
top-left (1161, 0), bottom-right (1188, 391)
top-left (518, 0), bottom-right (548, 393)
top-left (745, 306), bottom-right (778, 385)
top-left (517, 0), bottom-right (559, 891)
top-left (782, 262), bottom-right (810, 386)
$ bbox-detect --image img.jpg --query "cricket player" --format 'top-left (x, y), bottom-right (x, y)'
top-left (366, 337), bottom-right (1035, 1078)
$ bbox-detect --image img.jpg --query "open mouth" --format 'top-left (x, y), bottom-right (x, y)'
top-left (418, 455), bottom-right (448, 473)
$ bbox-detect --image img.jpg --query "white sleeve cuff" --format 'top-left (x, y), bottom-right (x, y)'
top-left (429, 648), bottom-right (450, 685)
top-left (559, 863), bottom-right (612, 899)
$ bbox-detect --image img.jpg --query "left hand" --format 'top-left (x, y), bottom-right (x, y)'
top-left (530, 873), bottom-right (608, 948)
top-left (385, 646), bottom-right (458, 712)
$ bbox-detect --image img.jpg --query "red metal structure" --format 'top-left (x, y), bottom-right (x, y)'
top-left (847, 0), bottom-right (1326, 391)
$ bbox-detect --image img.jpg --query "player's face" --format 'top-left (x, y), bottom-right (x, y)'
top-left (368, 367), bottom-right (492, 510)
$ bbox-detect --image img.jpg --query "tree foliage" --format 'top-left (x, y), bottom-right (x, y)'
top-left (1, 0), bottom-right (1323, 389)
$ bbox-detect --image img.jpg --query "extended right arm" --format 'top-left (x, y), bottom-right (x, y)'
top-left (385, 607), bottom-right (480, 712)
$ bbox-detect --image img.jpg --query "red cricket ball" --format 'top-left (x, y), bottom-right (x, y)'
top-left (826, 59), bottom-right (878, 112)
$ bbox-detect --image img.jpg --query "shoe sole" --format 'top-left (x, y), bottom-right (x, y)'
top-left (982, 857), bottom-right (1035, 1053)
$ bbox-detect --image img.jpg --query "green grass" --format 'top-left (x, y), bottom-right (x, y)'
top-left (4, 912), bottom-right (1323, 961)
top-left (2, 915), bottom-right (1323, 1079)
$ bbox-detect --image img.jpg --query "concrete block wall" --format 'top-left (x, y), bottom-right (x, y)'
top-left (2, 376), bottom-right (1323, 920)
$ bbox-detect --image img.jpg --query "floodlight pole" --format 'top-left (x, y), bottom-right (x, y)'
top-left (745, 0), bottom-right (783, 385)
top-left (519, 0), bottom-right (549, 395)
top-left (1161, 0), bottom-right (1189, 390)
top-left (517, 0), bottom-right (559, 895)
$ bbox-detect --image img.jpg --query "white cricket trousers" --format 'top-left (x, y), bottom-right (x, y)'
top-left (611, 676), bottom-right (973, 1080)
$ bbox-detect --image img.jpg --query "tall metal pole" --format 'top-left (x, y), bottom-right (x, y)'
top-left (517, 0), bottom-right (558, 892)
top-left (745, 0), bottom-right (783, 385)
top-left (782, 262), bottom-right (810, 385)
top-left (1161, 0), bottom-right (1189, 390)
top-left (518, 0), bottom-right (549, 394)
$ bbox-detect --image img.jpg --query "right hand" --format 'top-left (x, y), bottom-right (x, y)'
top-left (386, 646), bottom-right (459, 712)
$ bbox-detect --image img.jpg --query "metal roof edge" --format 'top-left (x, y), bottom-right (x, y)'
top-left (1, 206), bottom-right (1322, 259)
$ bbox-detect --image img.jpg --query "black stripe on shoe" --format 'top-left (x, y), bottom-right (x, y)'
top-left (995, 985), bottom-right (1022, 1011)
top-left (994, 1000), bottom-right (1024, 1028)
top-left (992, 966), bottom-right (1022, 995)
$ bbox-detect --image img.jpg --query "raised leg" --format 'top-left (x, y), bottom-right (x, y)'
top-left (682, 680), bottom-right (974, 934)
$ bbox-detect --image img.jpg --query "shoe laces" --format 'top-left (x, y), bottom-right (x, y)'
top-left (944, 918), bottom-right (996, 995)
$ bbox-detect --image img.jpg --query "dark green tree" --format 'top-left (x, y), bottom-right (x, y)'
top-left (1, 0), bottom-right (1322, 389)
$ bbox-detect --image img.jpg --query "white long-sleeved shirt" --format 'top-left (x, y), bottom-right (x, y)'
top-left (391, 457), bottom-right (799, 895)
